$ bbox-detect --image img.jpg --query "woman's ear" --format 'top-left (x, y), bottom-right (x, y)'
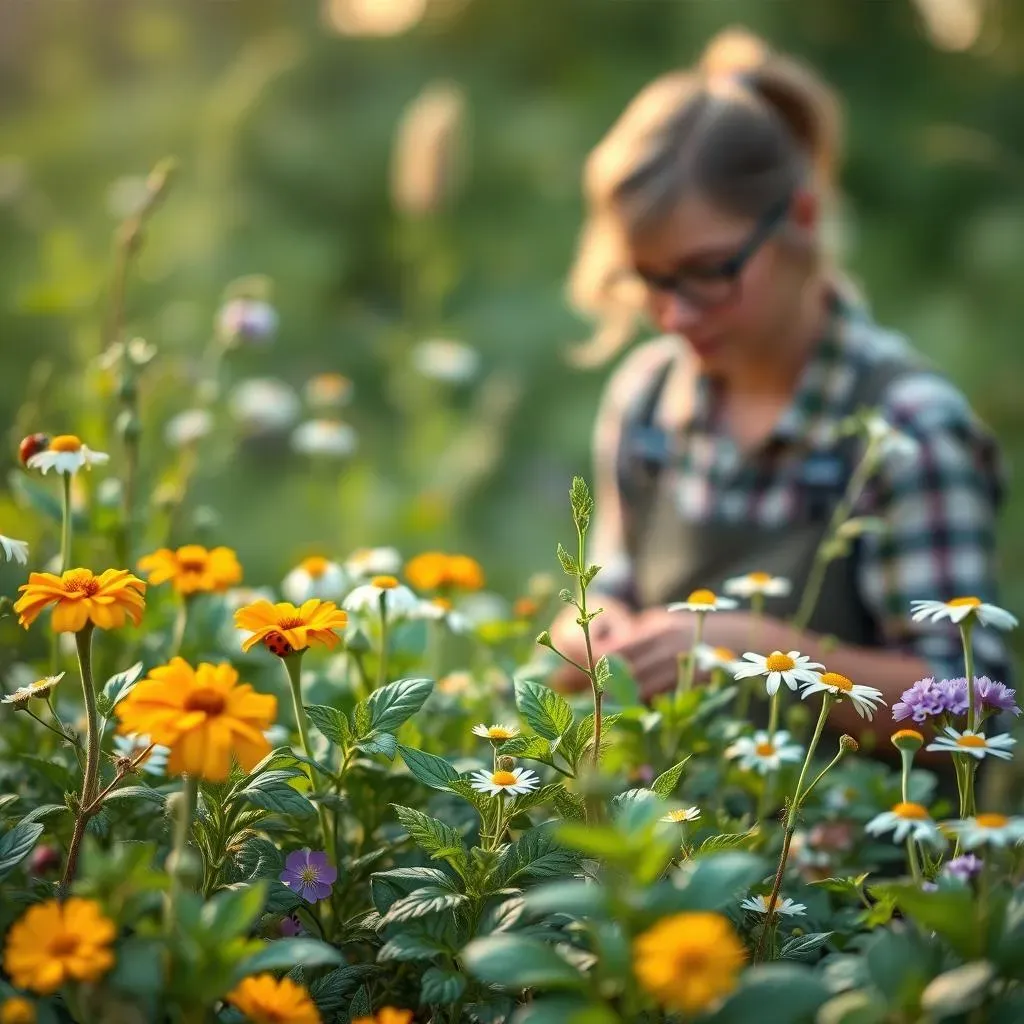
top-left (790, 187), bottom-right (818, 231)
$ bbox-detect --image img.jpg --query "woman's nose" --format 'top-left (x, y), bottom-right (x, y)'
top-left (654, 291), bottom-right (704, 335)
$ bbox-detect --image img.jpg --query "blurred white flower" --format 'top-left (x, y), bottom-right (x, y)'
top-left (164, 409), bottom-right (214, 449)
top-left (414, 597), bottom-right (471, 634)
top-left (345, 547), bottom-right (402, 579)
top-left (291, 419), bottom-right (358, 459)
top-left (229, 378), bottom-right (300, 436)
top-left (282, 557), bottom-right (349, 604)
top-left (27, 435), bottom-right (109, 476)
top-left (305, 373), bottom-right (354, 410)
top-left (864, 412), bottom-right (920, 466)
top-left (411, 338), bottom-right (480, 384)
top-left (96, 478), bottom-right (124, 509)
top-left (0, 534), bottom-right (29, 565)
top-left (98, 337), bottom-right (157, 371)
top-left (740, 894), bottom-right (806, 917)
top-left (344, 575), bottom-right (420, 621)
top-left (112, 734), bottom-right (170, 777)
top-left (218, 298), bottom-right (278, 346)
top-left (324, 0), bottom-right (428, 37)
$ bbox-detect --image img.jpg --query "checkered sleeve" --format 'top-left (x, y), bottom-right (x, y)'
top-left (856, 372), bottom-right (1012, 684)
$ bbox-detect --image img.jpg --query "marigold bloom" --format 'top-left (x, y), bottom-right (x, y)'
top-left (137, 545), bottom-right (242, 595)
top-left (0, 997), bottom-right (36, 1024)
top-left (352, 1009), bottom-right (414, 1024)
top-left (3, 898), bottom-right (115, 994)
top-left (405, 551), bottom-right (484, 591)
top-left (633, 911), bottom-right (745, 1014)
top-left (234, 599), bottom-right (348, 655)
top-left (226, 975), bottom-right (321, 1024)
top-left (14, 568), bottom-right (146, 632)
top-left (116, 658), bottom-right (276, 781)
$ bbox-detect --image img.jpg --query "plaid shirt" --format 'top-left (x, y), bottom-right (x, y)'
top-left (601, 301), bottom-right (1010, 685)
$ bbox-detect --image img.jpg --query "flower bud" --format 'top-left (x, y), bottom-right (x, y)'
top-left (891, 728), bottom-right (924, 753)
top-left (839, 734), bottom-right (859, 753)
top-left (345, 628), bottom-right (371, 654)
top-left (535, 630), bottom-right (552, 648)
top-left (496, 755), bottom-right (516, 772)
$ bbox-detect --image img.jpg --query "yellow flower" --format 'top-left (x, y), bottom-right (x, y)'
top-left (137, 545), bottom-right (242, 595)
top-left (14, 568), bottom-right (146, 632)
top-left (0, 997), bottom-right (36, 1024)
top-left (405, 551), bottom-right (484, 591)
top-left (352, 1009), bottom-right (414, 1024)
top-left (234, 599), bottom-right (348, 655)
top-left (633, 911), bottom-right (745, 1014)
top-left (3, 898), bottom-right (115, 995)
top-left (116, 658), bottom-right (276, 781)
top-left (226, 974), bottom-right (321, 1024)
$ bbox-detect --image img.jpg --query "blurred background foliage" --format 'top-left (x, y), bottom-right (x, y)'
top-left (1, 0), bottom-right (1023, 648)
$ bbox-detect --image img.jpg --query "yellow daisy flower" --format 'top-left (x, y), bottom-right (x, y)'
top-left (3, 898), bottom-right (115, 995)
top-left (352, 1009), bottom-right (414, 1024)
top-left (234, 599), bottom-right (348, 656)
top-left (14, 568), bottom-right (146, 633)
top-left (0, 997), bottom-right (36, 1024)
top-left (405, 551), bottom-right (484, 591)
top-left (226, 974), bottom-right (321, 1024)
top-left (137, 545), bottom-right (242, 596)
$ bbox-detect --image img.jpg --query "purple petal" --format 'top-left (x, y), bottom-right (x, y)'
top-left (318, 862), bottom-right (338, 885)
top-left (298, 881), bottom-right (319, 904)
top-left (285, 848), bottom-right (311, 873)
top-left (305, 850), bottom-right (330, 873)
top-left (279, 870), bottom-right (300, 888)
top-left (309, 880), bottom-right (333, 902)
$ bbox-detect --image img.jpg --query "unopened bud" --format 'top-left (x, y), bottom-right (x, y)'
top-left (116, 410), bottom-right (142, 442)
top-left (839, 734), bottom-right (859, 753)
top-left (891, 728), bottom-right (924, 753)
top-left (535, 630), bottom-right (552, 648)
top-left (164, 791), bottom-right (184, 821)
top-left (345, 628), bottom-right (371, 654)
top-left (496, 755), bottom-right (516, 772)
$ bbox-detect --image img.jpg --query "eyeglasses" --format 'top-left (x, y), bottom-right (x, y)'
top-left (628, 195), bottom-right (792, 310)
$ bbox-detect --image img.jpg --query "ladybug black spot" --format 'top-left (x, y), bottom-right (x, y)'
top-left (262, 630), bottom-right (294, 658)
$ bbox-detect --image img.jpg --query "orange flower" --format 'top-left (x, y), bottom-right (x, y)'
top-left (116, 658), bottom-right (276, 781)
top-left (405, 551), bottom-right (484, 591)
top-left (14, 568), bottom-right (146, 632)
top-left (227, 975), bottom-right (321, 1024)
top-left (0, 997), bottom-right (36, 1024)
top-left (234, 599), bottom-right (348, 655)
top-left (137, 545), bottom-right (242, 595)
top-left (352, 1009), bottom-right (414, 1024)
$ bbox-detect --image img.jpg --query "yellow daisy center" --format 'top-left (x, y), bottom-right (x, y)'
top-left (491, 770), bottom-right (518, 786)
top-left (893, 801), bottom-right (929, 819)
top-left (976, 813), bottom-right (1009, 829)
top-left (713, 647), bottom-right (736, 660)
top-left (820, 672), bottom-right (854, 692)
top-left (765, 652), bottom-right (795, 672)
top-left (62, 571), bottom-right (99, 596)
top-left (48, 931), bottom-right (80, 957)
top-left (178, 555), bottom-right (208, 573)
top-left (686, 589), bottom-right (717, 605)
top-left (755, 741), bottom-right (776, 757)
top-left (956, 734), bottom-right (988, 749)
top-left (432, 596), bottom-right (453, 612)
top-left (277, 616), bottom-right (306, 630)
top-left (893, 728), bottom-right (924, 742)
top-left (372, 575), bottom-right (398, 589)
top-left (184, 689), bottom-right (226, 716)
top-left (948, 596), bottom-right (981, 608)
top-left (301, 556), bottom-right (330, 577)
top-left (300, 866), bottom-right (319, 884)
top-left (487, 727), bottom-right (515, 739)
top-left (748, 572), bottom-right (772, 583)
top-left (49, 434), bottom-right (83, 453)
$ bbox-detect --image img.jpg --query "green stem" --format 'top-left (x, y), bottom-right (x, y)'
top-left (167, 774), bottom-right (198, 926)
top-left (961, 620), bottom-right (976, 731)
top-left (906, 836), bottom-right (923, 884)
top-left (60, 472), bottom-right (73, 573)
top-left (675, 611), bottom-right (705, 702)
top-left (767, 688), bottom-right (781, 738)
top-left (576, 523), bottom-right (601, 771)
top-left (61, 624), bottom-right (99, 892)
top-left (377, 593), bottom-right (389, 691)
top-left (23, 708), bottom-right (81, 748)
top-left (792, 695), bottom-right (833, 809)
top-left (284, 655), bottom-right (336, 865)
top-left (169, 596), bottom-right (191, 659)
top-left (798, 749), bottom-right (845, 806)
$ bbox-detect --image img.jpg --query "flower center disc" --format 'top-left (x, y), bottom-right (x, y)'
top-left (277, 618), bottom-right (306, 630)
top-left (49, 932), bottom-right (80, 956)
top-left (755, 742), bottom-right (776, 757)
top-left (765, 652), bottom-right (795, 672)
top-left (185, 689), bottom-right (226, 716)
top-left (489, 728), bottom-right (513, 739)
top-left (301, 556), bottom-right (330, 577)
top-left (49, 434), bottom-right (83, 453)
top-left (893, 801), bottom-right (928, 820)
top-left (976, 813), bottom-right (1009, 829)
top-left (748, 572), bottom-right (772, 584)
top-left (714, 647), bottom-right (736, 660)
top-left (300, 866), bottom-right (320, 884)
top-left (957, 735), bottom-right (988, 749)
top-left (949, 596), bottom-right (982, 608)
top-left (820, 672), bottom-right (854, 692)
top-left (685, 589), bottom-right (716, 605)
top-left (372, 575), bottom-right (398, 589)
top-left (491, 771), bottom-right (518, 786)
top-left (63, 571), bottom-right (99, 596)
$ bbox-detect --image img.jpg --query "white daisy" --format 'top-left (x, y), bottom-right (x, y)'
top-left (263, 724), bottom-right (292, 748)
top-left (305, 372), bottom-right (354, 409)
top-left (164, 409), bottom-right (213, 448)
top-left (723, 573), bottom-right (791, 599)
top-left (112, 734), bottom-right (170, 777)
top-left (414, 597), bottom-right (471, 634)
top-left (926, 726), bottom-right (1016, 761)
top-left (291, 419), bottom-right (358, 459)
top-left (0, 534), bottom-right (29, 565)
top-left (725, 730), bottom-right (803, 775)
top-left (942, 814), bottom-right (1024, 850)
top-left (667, 588), bottom-right (738, 613)
top-left (468, 766), bottom-right (539, 797)
top-left (1, 673), bottom-right (64, 708)
top-left (866, 802), bottom-right (947, 847)
top-left (471, 723), bottom-right (520, 742)
top-left (733, 650), bottom-right (824, 697)
top-left (740, 894), bottom-right (806, 917)
top-left (693, 644), bottom-right (744, 675)
top-left (281, 556), bottom-right (349, 604)
top-left (27, 435), bottom-right (109, 476)
top-left (660, 807), bottom-right (701, 824)
top-left (411, 338), bottom-right (480, 384)
top-left (344, 575), bottom-right (419, 621)
top-left (910, 597), bottom-right (1018, 632)
top-left (345, 546), bottom-right (403, 579)
top-left (799, 672), bottom-right (886, 720)
top-left (228, 378), bottom-right (300, 435)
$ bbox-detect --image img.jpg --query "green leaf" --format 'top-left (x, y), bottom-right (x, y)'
top-left (495, 825), bottom-right (579, 888)
top-left (522, 880), bottom-right (609, 919)
top-left (781, 932), bottom-right (834, 962)
top-left (862, 927), bottom-right (937, 1004)
top-left (305, 704), bottom-right (350, 747)
top-left (233, 938), bottom-right (343, 982)
top-left (697, 829), bottom-right (761, 855)
top-left (807, 873), bottom-right (870, 897)
top-left (399, 745), bottom-right (461, 792)
top-left (570, 476), bottom-right (594, 532)
top-left (391, 805), bottom-right (469, 873)
top-left (598, 654), bottom-right (639, 706)
top-left (240, 783), bottom-right (316, 818)
top-left (308, 966), bottom-right (378, 1017)
top-left (22, 755), bottom-right (76, 790)
top-left (18, 803), bottom-right (71, 826)
top-left (380, 887), bottom-right (469, 925)
top-left (264, 880), bottom-right (303, 916)
top-left (355, 733), bottom-right (398, 759)
top-left (462, 934), bottom-right (586, 991)
top-left (359, 677), bottom-right (433, 736)
top-left (871, 882), bottom-right (979, 959)
top-left (107, 938), bottom-right (164, 998)
top-left (651, 757), bottom-right (691, 799)
top-left (201, 882), bottom-right (268, 942)
top-left (668, 853), bottom-right (768, 912)
top-left (0, 794), bottom-right (18, 813)
top-left (421, 967), bottom-right (467, 1005)
top-left (556, 542), bottom-right (579, 577)
top-left (497, 735), bottom-right (554, 762)
top-left (707, 964), bottom-right (829, 1024)
top-left (515, 998), bottom-right (607, 1024)
top-left (102, 662), bottom-right (145, 708)
top-left (103, 785), bottom-right (166, 807)
top-left (553, 788), bottom-right (586, 822)
top-left (0, 821), bottom-right (44, 881)
top-left (378, 932), bottom-right (450, 963)
top-left (514, 679), bottom-right (573, 741)
top-left (371, 866), bottom-right (455, 916)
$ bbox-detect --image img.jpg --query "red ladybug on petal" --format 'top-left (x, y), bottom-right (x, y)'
top-left (18, 433), bottom-right (50, 467)
top-left (262, 630), bottom-right (295, 658)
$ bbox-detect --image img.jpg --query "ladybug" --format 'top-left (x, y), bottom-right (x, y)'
top-left (262, 630), bottom-right (294, 658)
top-left (18, 433), bottom-right (50, 467)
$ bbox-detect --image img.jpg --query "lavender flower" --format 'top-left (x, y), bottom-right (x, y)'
top-left (279, 913), bottom-right (304, 937)
top-left (279, 849), bottom-right (337, 904)
top-left (892, 677), bottom-right (963, 722)
top-left (968, 676), bottom-right (1021, 717)
top-left (943, 854), bottom-right (984, 883)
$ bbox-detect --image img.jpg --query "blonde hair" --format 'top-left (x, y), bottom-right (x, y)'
top-left (566, 27), bottom-right (843, 367)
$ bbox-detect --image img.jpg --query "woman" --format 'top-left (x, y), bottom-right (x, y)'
top-left (551, 28), bottom-right (1010, 743)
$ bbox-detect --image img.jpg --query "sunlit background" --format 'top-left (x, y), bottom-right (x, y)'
top-left (2, 0), bottom-right (1023, 649)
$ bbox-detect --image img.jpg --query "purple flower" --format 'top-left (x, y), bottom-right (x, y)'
top-left (279, 913), bottom-right (304, 937)
top-left (970, 677), bottom-right (1021, 716)
top-left (279, 848), bottom-right (337, 904)
top-left (943, 854), bottom-right (984, 883)
top-left (892, 678), bottom-right (955, 722)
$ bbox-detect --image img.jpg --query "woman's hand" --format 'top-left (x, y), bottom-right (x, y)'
top-left (602, 607), bottom-right (696, 700)
top-left (548, 595), bottom-right (636, 692)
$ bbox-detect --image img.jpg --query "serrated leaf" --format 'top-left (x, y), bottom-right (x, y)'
top-left (514, 679), bottom-right (573, 741)
top-left (102, 662), bottom-right (145, 708)
top-left (697, 829), bottom-right (760, 855)
top-left (651, 757), bottom-right (690, 799)
top-left (240, 783), bottom-right (316, 818)
top-left (392, 805), bottom-right (468, 874)
top-left (553, 788), bottom-right (586, 822)
top-left (421, 967), bottom-right (466, 1005)
top-left (462, 934), bottom-right (586, 990)
top-left (21, 755), bottom-right (76, 791)
top-left (356, 733), bottom-right (398, 759)
top-left (807, 873), bottom-right (870, 896)
top-left (497, 735), bottom-right (554, 762)
top-left (378, 932), bottom-right (450, 962)
top-left (0, 821), bottom-right (44, 881)
top-left (781, 931), bottom-right (834, 962)
top-left (358, 678), bottom-right (433, 737)
top-left (556, 543), bottom-right (579, 577)
top-left (305, 705), bottom-right (350, 747)
top-left (102, 785), bottom-right (166, 807)
top-left (569, 476), bottom-right (593, 531)
top-left (399, 745), bottom-right (461, 792)
top-left (379, 887), bottom-right (469, 925)
top-left (309, 965), bottom-right (378, 1017)
top-left (18, 803), bottom-right (70, 826)
top-left (495, 824), bottom-right (579, 888)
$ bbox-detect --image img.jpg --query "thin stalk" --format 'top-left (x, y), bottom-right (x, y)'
top-left (167, 773), bottom-right (198, 926)
top-left (960, 620), bottom-right (977, 818)
top-left (169, 596), bottom-right (191, 659)
top-left (797, 749), bottom-right (845, 806)
top-left (906, 837), bottom-right (923, 884)
top-left (377, 593), bottom-right (389, 690)
top-left (576, 522), bottom-right (601, 770)
top-left (675, 611), bottom-right (705, 702)
top-left (60, 472), bottom-right (73, 573)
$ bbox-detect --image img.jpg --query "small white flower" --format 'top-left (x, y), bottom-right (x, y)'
top-left (468, 766), bottom-right (539, 797)
top-left (1, 673), bottom-right (64, 708)
top-left (98, 337), bottom-right (157, 370)
top-left (281, 557), bottom-right (349, 604)
top-left (910, 598), bottom-right (1018, 632)
top-left (799, 671), bottom-right (886, 720)
top-left (345, 546), bottom-right (403, 579)
top-left (740, 894), bottom-right (806, 917)
top-left (164, 409), bottom-right (213, 448)
top-left (112, 734), bottom-right (170, 777)
top-left (942, 814), bottom-right (1024, 850)
top-left (725, 730), bottom-right (803, 774)
top-left (864, 412), bottom-right (921, 466)
top-left (305, 372), bottom-right (354, 409)
top-left (229, 378), bottom-right (300, 435)
top-left (0, 534), bottom-right (29, 565)
top-left (866, 802), bottom-right (946, 847)
top-left (660, 807), bottom-right (701, 824)
top-left (264, 724), bottom-right (292, 748)
top-left (291, 419), bottom-right (358, 459)
top-left (667, 588), bottom-right (738, 613)
top-left (693, 643), bottom-right (744, 675)
top-left (723, 573), bottom-right (791, 599)
top-left (27, 435), bottom-right (109, 476)
top-left (733, 650), bottom-right (824, 697)
top-left (218, 297), bottom-right (278, 345)
top-left (414, 598), bottom-right (471, 634)
top-left (411, 338), bottom-right (480, 384)
top-left (344, 575), bottom-right (420, 621)
top-left (926, 726), bottom-right (1016, 761)
top-left (471, 723), bottom-right (520, 742)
